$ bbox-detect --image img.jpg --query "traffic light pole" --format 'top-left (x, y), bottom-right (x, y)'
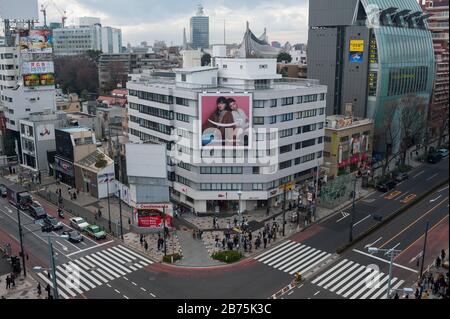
top-left (282, 186), bottom-right (286, 236)
top-left (118, 189), bottom-right (123, 241)
top-left (348, 177), bottom-right (357, 243)
top-left (107, 180), bottom-right (111, 233)
top-left (419, 221), bottom-right (430, 279)
top-left (47, 236), bottom-right (59, 299)
top-left (163, 207), bottom-right (167, 256)
top-left (16, 205), bottom-right (26, 277)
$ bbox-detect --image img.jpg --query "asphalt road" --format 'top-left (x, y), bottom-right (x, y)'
top-left (0, 157), bottom-right (447, 299)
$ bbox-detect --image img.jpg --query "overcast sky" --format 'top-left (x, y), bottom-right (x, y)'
top-left (46, 0), bottom-right (309, 46)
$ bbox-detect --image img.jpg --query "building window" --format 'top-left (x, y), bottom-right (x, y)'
top-left (302, 138), bottom-right (316, 148)
top-left (320, 93), bottom-right (325, 101)
top-left (181, 74), bottom-right (186, 82)
top-left (297, 96), bottom-right (303, 104)
top-left (270, 99), bottom-right (277, 107)
top-left (254, 100), bottom-right (265, 108)
top-left (176, 97), bottom-right (190, 106)
top-left (324, 136), bottom-right (332, 143)
top-left (318, 137), bottom-right (323, 144)
top-left (279, 160), bottom-right (292, 170)
top-left (281, 97), bottom-right (294, 106)
top-left (295, 142), bottom-right (302, 150)
top-left (253, 117), bottom-right (265, 125)
top-left (317, 151), bottom-right (323, 158)
top-left (323, 151), bottom-right (331, 157)
top-left (259, 64), bottom-right (268, 69)
top-left (252, 183), bottom-right (264, 190)
top-left (269, 115), bottom-right (277, 124)
top-left (303, 94), bottom-right (318, 103)
top-left (280, 128), bottom-right (293, 138)
top-left (280, 113), bottom-right (293, 122)
top-left (340, 136), bottom-right (349, 143)
top-left (253, 167), bottom-right (260, 174)
top-left (280, 144), bottom-right (293, 154)
top-left (176, 113), bottom-right (190, 123)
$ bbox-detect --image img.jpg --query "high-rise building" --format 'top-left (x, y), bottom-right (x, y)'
top-left (420, 0), bottom-right (449, 141)
top-left (126, 44), bottom-right (327, 213)
top-left (190, 5), bottom-right (209, 50)
top-left (53, 18), bottom-right (122, 56)
top-left (308, 0), bottom-right (435, 142)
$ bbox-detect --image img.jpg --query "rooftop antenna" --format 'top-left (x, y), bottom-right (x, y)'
top-left (224, 20), bottom-right (226, 45)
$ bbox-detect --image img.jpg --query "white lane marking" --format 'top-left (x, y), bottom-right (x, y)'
top-left (438, 185), bottom-right (449, 193)
top-left (388, 243), bottom-right (401, 251)
top-left (83, 256), bottom-right (117, 280)
top-left (36, 272), bottom-right (70, 299)
top-left (380, 280), bottom-right (404, 299)
top-left (293, 253), bottom-right (331, 275)
top-left (95, 251), bottom-right (132, 274)
top-left (314, 291), bottom-right (321, 296)
top-left (132, 282), bottom-right (138, 286)
top-left (278, 247), bottom-right (317, 271)
top-left (413, 171), bottom-right (425, 178)
top-left (430, 195), bottom-right (442, 203)
top-left (288, 291), bottom-right (294, 296)
top-left (288, 252), bottom-right (331, 275)
top-left (52, 231), bottom-right (82, 251)
top-left (364, 237), bottom-right (383, 249)
top-left (107, 248), bottom-right (133, 262)
top-left (353, 214), bottom-right (371, 227)
top-left (352, 249), bottom-right (418, 273)
top-left (123, 277), bottom-right (129, 281)
top-left (297, 284), bottom-right (304, 289)
top-left (103, 250), bottom-right (138, 271)
top-left (409, 252), bottom-right (422, 264)
top-left (68, 261), bottom-right (102, 287)
top-left (335, 268), bottom-right (374, 296)
top-left (89, 254), bottom-right (125, 276)
top-left (66, 240), bottom-right (114, 257)
top-left (114, 289), bottom-right (121, 294)
top-left (324, 263), bottom-right (360, 290)
top-left (54, 240), bottom-right (68, 251)
top-left (141, 287), bottom-right (146, 292)
top-left (284, 250), bottom-right (324, 273)
top-left (360, 275), bottom-right (390, 299)
top-left (106, 284), bottom-right (112, 288)
top-left (150, 292), bottom-right (156, 297)
top-left (123, 295), bottom-right (129, 299)
top-left (336, 211), bottom-right (350, 223)
top-left (57, 265), bottom-right (90, 291)
top-left (426, 173), bottom-right (438, 181)
top-left (396, 191), bottom-right (410, 201)
top-left (329, 265), bottom-right (367, 293)
top-left (369, 277), bottom-right (398, 299)
top-left (349, 272), bottom-right (384, 299)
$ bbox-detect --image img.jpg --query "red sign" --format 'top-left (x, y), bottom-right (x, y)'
top-left (134, 203), bottom-right (173, 229)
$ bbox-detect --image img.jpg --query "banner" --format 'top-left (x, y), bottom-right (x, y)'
top-left (36, 124), bottom-right (54, 141)
top-left (23, 73), bottom-right (54, 87)
top-left (349, 40), bottom-right (364, 52)
top-left (199, 93), bottom-right (253, 149)
top-left (22, 61), bottom-right (54, 74)
top-left (349, 52), bottom-right (363, 63)
top-left (134, 203), bottom-right (173, 229)
top-left (19, 29), bottom-right (53, 53)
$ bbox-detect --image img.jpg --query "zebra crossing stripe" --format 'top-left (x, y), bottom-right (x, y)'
top-left (294, 253), bottom-right (331, 275)
top-left (257, 241), bottom-right (297, 262)
top-left (79, 257), bottom-right (96, 269)
top-left (370, 278), bottom-right (398, 299)
top-left (329, 265), bottom-right (366, 293)
top-left (54, 270), bottom-right (84, 295)
top-left (260, 242), bottom-right (301, 264)
top-left (106, 248), bottom-right (132, 263)
top-left (57, 265), bottom-right (91, 291)
top-left (278, 247), bottom-right (317, 271)
top-left (360, 275), bottom-right (390, 299)
top-left (342, 270), bottom-right (379, 298)
top-left (89, 254), bottom-right (126, 276)
top-left (118, 245), bottom-right (154, 264)
top-left (133, 263), bottom-right (144, 269)
top-left (380, 280), bottom-right (404, 299)
top-left (47, 271), bottom-right (78, 297)
top-left (311, 259), bottom-right (349, 284)
top-left (317, 261), bottom-right (355, 287)
top-left (103, 250), bottom-right (138, 271)
top-left (37, 272), bottom-right (71, 299)
top-left (267, 245), bottom-right (309, 267)
top-left (335, 267), bottom-right (370, 296)
top-left (74, 259), bottom-right (110, 283)
top-left (110, 246), bottom-right (138, 261)
top-left (95, 251), bottom-right (133, 274)
top-left (68, 261), bottom-right (102, 286)
top-left (83, 255), bottom-right (118, 279)
top-left (254, 240), bottom-right (292, 260)
top-left (287, 251), bottom-right (329, 274)
top-left (349, 272), bottom-right (384, 299)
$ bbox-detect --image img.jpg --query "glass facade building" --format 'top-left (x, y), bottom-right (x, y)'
top-left (190, 6), bottom-right (209, 50)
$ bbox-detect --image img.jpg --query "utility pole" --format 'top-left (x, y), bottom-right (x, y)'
top-left (118, 189), bottom-right (123, 240)
top-left (282, 185), bottom-right (286, 236)
top-left (107, 179), bottom-right (111, 232)
top-left (348, 177), bottom-right (357, 243)
top-left (16, 205), bottom-right (26, 277)
top-left (47, 236), bottom-right (59, 299)
top-left (163, 206), bottom-right (167, 256)
top-left (419, 221), bottom-right (430, 279)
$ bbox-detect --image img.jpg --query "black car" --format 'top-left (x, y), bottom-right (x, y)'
top-left (393, 172), bottom-right (409, 183)
top-left (428, 152), bottom-right (442, 164)
top-left (44, 216), bottom-right (63, 231)
top-left (376, 180), bottom-right (397, 193)
top-left (40, 219), bottom-right (54, 233)
top-left (28, 202), bottom-right (47, 220)
top-left (62, 230), bottom-right (83, 243)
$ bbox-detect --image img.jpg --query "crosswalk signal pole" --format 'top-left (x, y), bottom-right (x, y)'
top-left (47, 236), bottom-right (59, 299)
top-left (348, 177), bottom-right (357, 243)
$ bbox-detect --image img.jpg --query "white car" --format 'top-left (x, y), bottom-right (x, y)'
top-left (70, 217), bottom-right (89, 231)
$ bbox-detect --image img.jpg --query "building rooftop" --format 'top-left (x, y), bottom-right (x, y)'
top-left (326, 115), bottom-right (373, 130)
top-left (76, 149), bottom-right (113, 172)
top-left (175, 66), bottom-right (218, 74)
top-left (58, 126), bottom-right (92, 133)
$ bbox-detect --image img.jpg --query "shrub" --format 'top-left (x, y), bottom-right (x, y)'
top-left (395, 164), bottom-right (412, 173)
top-left (212, 250), bottom-right (243, 263)
top-left (162, 253), bottom-right (182, 263)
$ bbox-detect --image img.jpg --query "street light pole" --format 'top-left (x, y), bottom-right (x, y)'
top-left (386, 248), bottom-right (395, 299)
top-left (163, 206), bottom-right (167, 257)
top-left (348, 177), bottom-right (357, 243)
top-left (47, 236), bottom-right (59, 299)
top-left (107, 179), bottom-right (111, 232)
top-left (419, 221), bottom-right (430, 279)
top-left (118, 189), bottom-right (123, 240)
top-left (282, 185), bottom-right (286, 236)
top-left (237, 191), bottom-right (242, 223)
top-left (16, 205), bottom-right (26, 277)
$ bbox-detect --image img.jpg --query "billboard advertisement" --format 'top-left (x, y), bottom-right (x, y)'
top-left (36, 124), bottom-right (55, 141)
top-left (125, 143), bottom-right (167, 179)
top-left (134, 203), bottom-right (173, 229)
top-left (349, 40), bottom-right (364, 52)
top-left (199, 93), bottom-right (252, 149)
top-left (23, 73), bottom-right (55, 87)
top-left (19, 29), bottom-right (53, 53)
top-left (349, 52), bottom-right (363, 63)
top-left (0, 0), bottom-right (39, 20)
top-left (22, 61), bottom-right (54, 74)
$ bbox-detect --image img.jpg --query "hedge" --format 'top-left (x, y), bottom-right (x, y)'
top-left (212, 250), bottom-right (243, 263)
top-left (162, 253), bottom-right (182, 263)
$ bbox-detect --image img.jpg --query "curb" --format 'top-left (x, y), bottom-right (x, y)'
top-left (336, 179), bottom-right (449, 254)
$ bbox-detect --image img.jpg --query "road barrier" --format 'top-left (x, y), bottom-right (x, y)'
top-left (336, 179), bottom-right (449, 254)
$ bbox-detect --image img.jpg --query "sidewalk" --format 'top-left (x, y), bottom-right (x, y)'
top-left (416, 250), bottom-right (449, 299)
top-left (0, 273), bottom-right (44, 299)
top-left (176, 230), bottom-right (224, 267)
top-left (123, 232), bottom-right (182, 263)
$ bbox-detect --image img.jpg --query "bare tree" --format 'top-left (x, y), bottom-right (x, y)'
top-left (103, 61), bottom-right (128, 94)
top-left (398, 95), bottom-right (427, 165)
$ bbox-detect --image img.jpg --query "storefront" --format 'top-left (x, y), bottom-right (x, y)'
top-left (132, 203), bottom-right (174, 234)
top-left (54, 156), bottom-right (75, 187)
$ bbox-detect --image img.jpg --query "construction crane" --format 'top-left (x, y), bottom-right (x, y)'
top-left (40, 0), bottom-right (68, 28)
top-left (40, 1), bottom-right (51, 27)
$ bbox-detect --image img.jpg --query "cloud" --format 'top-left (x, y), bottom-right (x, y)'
top-left (43, 0), bottom-right (309, 46)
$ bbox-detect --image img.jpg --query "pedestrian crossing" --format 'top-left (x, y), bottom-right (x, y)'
top-left (36, 245), bottom-right (154, 299)
top-left (254, 240), bottom-right (332, 276)
top-left (311, 259), bottom-right (405, 299)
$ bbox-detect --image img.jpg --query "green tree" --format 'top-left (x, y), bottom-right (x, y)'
top-left (201, 53), bottom-right (211, 66)
top-left (277, 52), bottom-right (292, 63)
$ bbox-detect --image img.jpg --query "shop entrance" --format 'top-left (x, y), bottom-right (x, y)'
top-left (206, 200), bottom-right (239, 214)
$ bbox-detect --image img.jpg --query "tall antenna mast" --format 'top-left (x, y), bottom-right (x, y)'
top-left (224, 20), bottom-right (226, 45)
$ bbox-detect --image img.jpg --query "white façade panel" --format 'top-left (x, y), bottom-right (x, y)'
top-left (125, 143), bottom-right (167, 179)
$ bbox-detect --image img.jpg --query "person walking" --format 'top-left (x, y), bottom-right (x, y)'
top-left (436, 256), bottom-right (442, 268)
top-left (37, 283), bottom-right (41, 296)
top-left (10, 273), bottom-right (15, 287)
top-left (263, 236), bottom-right (267, 249)
top-left (5, 275), bottom-right (10, 289)
top-left (46, 284), bottom-right (51, 298)
top-left (215, 235), bottom-right (219, 248)
top-left (441, 249), bottom-right (446, 263)
top-left (144, 240), bottom-right (148, 252)
top-left (213, 217), bottom-right (216, 229)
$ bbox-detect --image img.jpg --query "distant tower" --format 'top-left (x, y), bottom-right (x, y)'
top-left (190, 4), bottom-right (209, 49)
top-left (183, 28), bottom-right (188, 50)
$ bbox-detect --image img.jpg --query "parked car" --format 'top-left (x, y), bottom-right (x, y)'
top-left (376, 180), bottom-right (397, 193)
top-left (393, 172), bottom-right (409, 183)
top-left (84, 225), bottom-right (107, 240)
top-left (69, 217), bottom-right (89, 231)
top-left (45, 215), bottom-right (63, 231)
top-left (62, 230), bottom-right (83, 243)
top-left (0, 184), bottom-right (7, 197)
top-left (428, 152), bottom-right (442, 164)
top-left (436, 148), bottom-right (449, 158)
top-left (28, 202), bottom-right (47, 220)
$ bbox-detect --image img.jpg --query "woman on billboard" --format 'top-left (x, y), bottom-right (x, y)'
top-left (202, 97), bottom-right (235, 146)
top-left (228, 98), bottom-right (249, 130)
